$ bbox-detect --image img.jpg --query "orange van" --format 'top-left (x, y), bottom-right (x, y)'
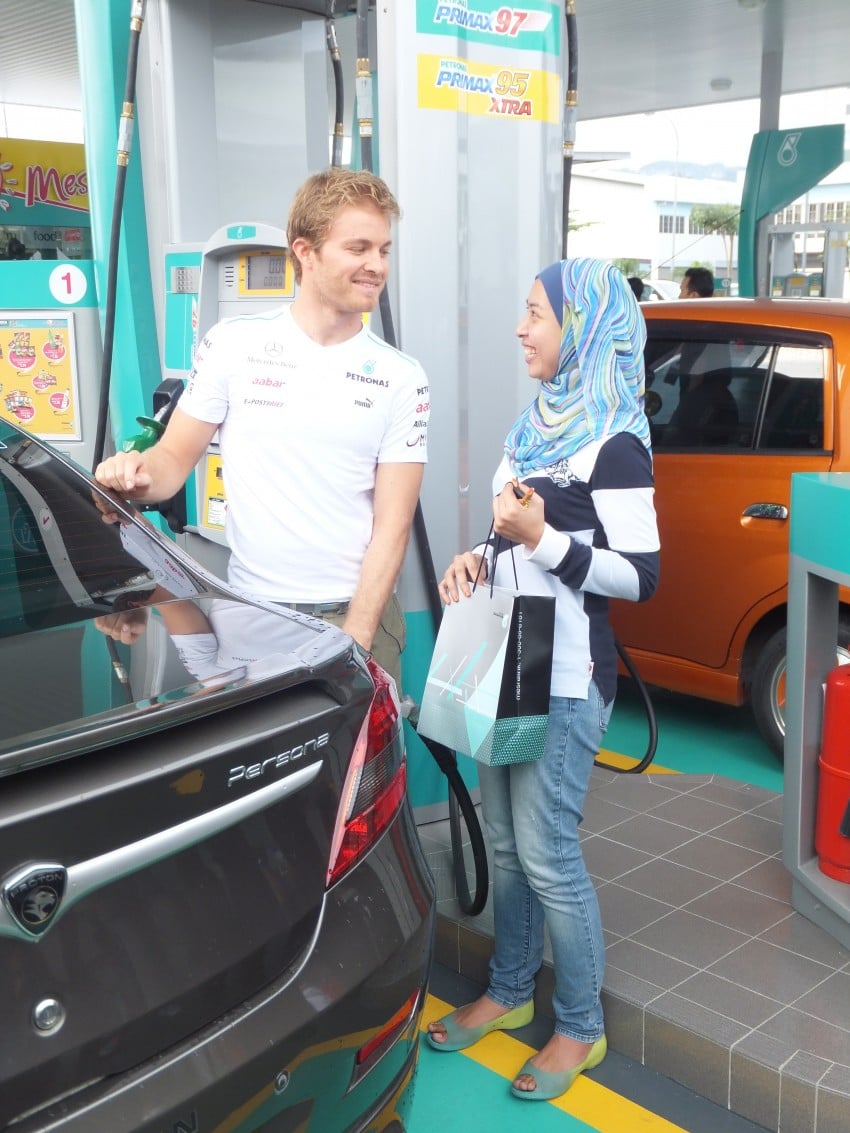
top-left (609, 297), bottom-right (850, 758)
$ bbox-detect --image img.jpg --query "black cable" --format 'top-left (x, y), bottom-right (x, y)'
top-left (562, 1), bottom-right (578, 258)
top-left (92, 0), bottom-right (146, 471)
top-left (594, 639), bottom-right (659, 773)
top-left (354, 0), bottom-right (488, 915)
top-left (106, 637), bottom-right (135, 704)
top-left (325, 10), bottom-right (345, 167)
top-left (411, 505), bottom-right (488, 914)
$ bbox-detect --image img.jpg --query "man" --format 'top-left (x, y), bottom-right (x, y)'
top-left (678, 266), bottom-right (714, 298)
top-left (673, 264), bottom-right (726, 401)
top-left (95, 168), bottom-right (429, 687)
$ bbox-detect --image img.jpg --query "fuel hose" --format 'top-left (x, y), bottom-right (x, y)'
top-left (354, 0), bottom-right (488, 915)
top-left (92, 0), bottom-right (147, 471)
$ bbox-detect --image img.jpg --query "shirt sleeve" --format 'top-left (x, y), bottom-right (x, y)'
top-left (378, 359), bottom-right (429, 463)
top-left (172, 633), bottom-right (226, 680)
top-left (179, 319), bottom-right (232, 426)
top-left (534, 433), bottom-right (660, 602)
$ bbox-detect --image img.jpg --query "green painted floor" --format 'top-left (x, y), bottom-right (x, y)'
top-left (410, 966), bottom-right (770, 1133)
top-left (413, 1032), bottom-right (600, 1132)
top-left (603, 681), bottom-right (784, 792)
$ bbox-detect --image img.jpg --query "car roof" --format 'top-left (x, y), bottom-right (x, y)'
top-left (642, 297), bottom-right (850, 334)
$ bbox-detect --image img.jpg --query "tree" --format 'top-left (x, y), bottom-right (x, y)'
top-left (688, 204), bottom-right (740, 287)
top-left (614, 258), bottom-right (640, 277)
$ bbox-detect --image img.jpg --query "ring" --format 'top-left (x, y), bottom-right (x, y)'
top-left (520, 498), bottom-right (530, 509)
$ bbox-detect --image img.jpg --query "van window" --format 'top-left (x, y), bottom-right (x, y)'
top-left (757, 345), bottom-right (825, 450)
top-left (645, 333), bottom-right (826, 453)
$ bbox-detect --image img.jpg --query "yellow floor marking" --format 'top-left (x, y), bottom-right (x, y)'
top-left (597, 747), bottom-right (679, 773)
top-left (422, 994), bottom-right (687, 1133)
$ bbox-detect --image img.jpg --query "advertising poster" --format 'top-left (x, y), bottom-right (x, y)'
top-left (0, 312), bottom-right (81, 440)
top-left (0, 138), bottom-right (91, 259)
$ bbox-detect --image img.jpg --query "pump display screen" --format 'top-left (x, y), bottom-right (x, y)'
top-left (237, 250), bottom-right (294, 298)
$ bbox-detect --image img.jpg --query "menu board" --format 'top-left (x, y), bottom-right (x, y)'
top-left (0, 312), bottom-right (81, 441)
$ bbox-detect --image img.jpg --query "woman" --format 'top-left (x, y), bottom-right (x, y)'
top-left (426, 258), bottom-right (660, 1101)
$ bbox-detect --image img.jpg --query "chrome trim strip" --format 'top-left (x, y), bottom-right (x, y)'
top-left (0, 763), bottom-right (322, 942)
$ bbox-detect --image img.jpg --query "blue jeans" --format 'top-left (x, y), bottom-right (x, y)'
top-left (477, 684), bottom-right (612, 1042)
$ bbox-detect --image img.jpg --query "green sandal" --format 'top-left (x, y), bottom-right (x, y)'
top-left (425, 1000), bottom-right (534, 1052)
top-left (510, 1035), bottom-right (607, 1101)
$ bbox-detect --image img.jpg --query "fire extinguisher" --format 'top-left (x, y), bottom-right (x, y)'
top-left (815, 664), bottom-right (850, 882)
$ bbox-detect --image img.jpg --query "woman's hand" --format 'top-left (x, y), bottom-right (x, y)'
top-left (493, 481), bottom-right (545, 550)
top-left (439, 552), bottom-right (487, 604)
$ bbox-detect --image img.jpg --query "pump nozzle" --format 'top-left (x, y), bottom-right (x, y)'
top-left (121, 413), bottom-right (165, 454)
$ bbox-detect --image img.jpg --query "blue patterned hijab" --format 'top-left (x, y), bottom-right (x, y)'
top-left (504, 258), bottom-right (650, 476)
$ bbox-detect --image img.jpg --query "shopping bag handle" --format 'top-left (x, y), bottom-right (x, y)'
top-left (472, 522), bottom-right (518, 596)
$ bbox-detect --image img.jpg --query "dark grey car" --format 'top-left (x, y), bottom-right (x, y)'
top-left (0, 420), bottom-right (435, 1132)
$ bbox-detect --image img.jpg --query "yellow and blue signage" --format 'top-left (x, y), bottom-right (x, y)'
top-left (417, 55), bottom-right (560, 122)
top-left (0, 138), bottom-right (90, 242)
top-left (417, 0), bottom-right (560, 54)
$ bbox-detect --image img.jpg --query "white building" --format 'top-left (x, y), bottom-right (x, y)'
top-left (567, 163), bottom-right (742, 284)
top-left (567, 157), bottom-right (850, 296)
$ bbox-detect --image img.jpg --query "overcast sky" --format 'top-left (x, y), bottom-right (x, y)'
top-left (576, 86), bottom-right (850, 171)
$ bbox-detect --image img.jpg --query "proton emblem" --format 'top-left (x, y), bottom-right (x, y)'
top-left (2, 864), bottom-right (67, 938)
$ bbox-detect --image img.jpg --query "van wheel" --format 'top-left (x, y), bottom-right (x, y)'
top-left (751, 619), bottom-right (850, 761)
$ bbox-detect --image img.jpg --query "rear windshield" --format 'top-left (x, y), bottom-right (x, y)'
top-left (0, 424), bottom-right (335, 765)
top-left (0, 425), bottom-right (209, 637)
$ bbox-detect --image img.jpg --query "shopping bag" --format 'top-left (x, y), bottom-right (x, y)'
top-left (417, 584), bottom-right (555, 766)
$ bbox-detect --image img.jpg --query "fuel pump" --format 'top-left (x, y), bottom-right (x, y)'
top-left (134, 223), bottom-right (292, 575)
top-left (176, 223), bottom-right (293, 577)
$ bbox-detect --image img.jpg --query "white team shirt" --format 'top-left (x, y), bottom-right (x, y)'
top-left (179, 305), bottom-right (429, 602)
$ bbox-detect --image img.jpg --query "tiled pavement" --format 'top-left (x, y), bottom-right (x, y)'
top-left (417, 768), bottom-right (850, 1133)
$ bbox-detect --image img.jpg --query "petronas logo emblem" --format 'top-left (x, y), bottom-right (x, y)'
top-left (777, 133), bottom-right (801, 167)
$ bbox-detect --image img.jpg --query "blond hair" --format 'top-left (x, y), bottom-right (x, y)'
top-left (286, 168), bottom-right (400, 284)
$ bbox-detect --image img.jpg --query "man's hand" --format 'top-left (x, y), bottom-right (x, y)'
top-left (94, 450), bottom-right (154, 495)
top-left (93, 410), bottom-right (220, 510)
top-left (94, 608), bottom-right (149, 645)
top-left (91, 485), bottom-right (130, 525)
top-left (91, 449), bottom-right (149, 525)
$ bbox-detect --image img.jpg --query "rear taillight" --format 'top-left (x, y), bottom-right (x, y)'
top-left (327, 658), bottom-right (407, 887)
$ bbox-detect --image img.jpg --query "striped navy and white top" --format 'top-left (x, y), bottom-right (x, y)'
top-left (488, 431), bottom-right (660, 704)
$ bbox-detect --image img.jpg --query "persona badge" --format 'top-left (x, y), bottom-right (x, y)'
top-left (2, 864), bottom-right (67, 937)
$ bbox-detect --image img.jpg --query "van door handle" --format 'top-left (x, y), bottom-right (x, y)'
top-left (742, 503), bottom-right (788, 520)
